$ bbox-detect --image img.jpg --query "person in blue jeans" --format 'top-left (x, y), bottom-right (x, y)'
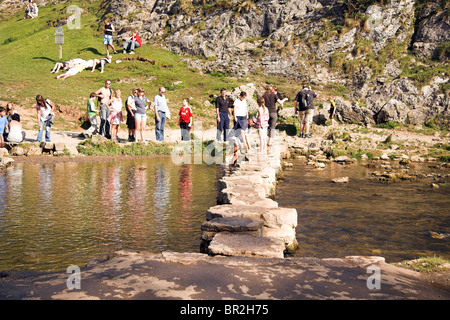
top-left (0, 107), bottom-right (8, 146)
top-left (153, 87), bottom-right (170, 142)
top-left (215, 88), bottom-right (232, 141)
top-left (35, 95), bottom-right (55, 143)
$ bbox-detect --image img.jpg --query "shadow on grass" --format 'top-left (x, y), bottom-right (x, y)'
top-left (79, 47), bottom-right (104, 56)
top-left (33, 56), bottom-right (57, 63)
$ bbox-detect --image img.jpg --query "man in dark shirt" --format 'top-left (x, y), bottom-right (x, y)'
top-left (294, 84), bottom-right (318, 138)
top-left (262, 85), bottom-right (282, 146)
top-left (215, 88), bottom-right (233, 141)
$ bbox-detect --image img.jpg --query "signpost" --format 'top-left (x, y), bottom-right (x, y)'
top-left (55, 26), bottom-right (64, 60)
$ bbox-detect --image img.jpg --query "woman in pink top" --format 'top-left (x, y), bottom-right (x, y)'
top-left (256, 97), bottom-right (269, 154)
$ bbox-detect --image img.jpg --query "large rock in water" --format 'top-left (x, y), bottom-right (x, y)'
top-left (208, 233), bottom-right (286, 258)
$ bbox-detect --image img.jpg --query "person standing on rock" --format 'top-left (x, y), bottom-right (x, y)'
top-left (294, 84), bottom-right (318, 138)
top-left (95, 80), bottom-right (113, 139)
top-left (154, 87), bottom-right (170, 142)
top-left (231, 91), bottom-right (249, 153)
top-left (107, 89), bottom-right (123, 142)
top-left (256, 97), bottom-right (269, 155)
top-left (262, 85), bottom-right (283, 146)
top-left (134, 87), bottom-right (151, 142)
top-left (126, 88), bottom-right (138, 142)
top-left (179, 98), bottom-right (193, 141)
top-left (35, 95), bottom-right (56, 143)
top-left (215, 88), bottom-right (232, 142)
top-left (84, 92), bottom-right (99, 138)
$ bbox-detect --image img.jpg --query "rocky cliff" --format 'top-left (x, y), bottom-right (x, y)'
top-left (2, 0), bottom-right (448, 127)
top-left (103, 0), bottom-right (449, 127)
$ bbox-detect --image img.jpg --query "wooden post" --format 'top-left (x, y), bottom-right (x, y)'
top-left (59, 44), bottom-right (62, 60)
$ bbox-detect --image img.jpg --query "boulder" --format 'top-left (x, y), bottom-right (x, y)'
top-left (26, 147), bottom-right (42, 156)
top-left (0, 148), bottom-right (9, 157)
top-left (207, 233), bottom-right (286, 258)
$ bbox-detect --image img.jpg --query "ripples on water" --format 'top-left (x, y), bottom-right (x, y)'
top-left (276, 160), bottom-right (450, 263)
top-left (0, 158), bottom-right (220, 272)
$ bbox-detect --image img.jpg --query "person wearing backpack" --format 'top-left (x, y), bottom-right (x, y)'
top-left (294, 84), bottom-right (318, 138)
top-left (35, 95), bottom-right (56, 143)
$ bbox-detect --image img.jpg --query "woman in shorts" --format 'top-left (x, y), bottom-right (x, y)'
top-left (134, 87), bottom-right (150, 142)
top-left (103, 19), bottom-right (117, 55)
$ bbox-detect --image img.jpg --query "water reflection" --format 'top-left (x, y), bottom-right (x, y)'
top-left (0, 158), bottom-right (219, 272)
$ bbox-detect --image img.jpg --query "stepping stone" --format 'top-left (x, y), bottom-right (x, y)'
top-left (201, 217), bottom-right (263, 242)
top-left (208, 233), bottom-right (285, 258)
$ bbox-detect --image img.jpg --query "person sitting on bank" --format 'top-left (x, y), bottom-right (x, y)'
top-left (122, 29), bottom-right (142, 55)
top-left (6, 113), bottom-right (26, 143)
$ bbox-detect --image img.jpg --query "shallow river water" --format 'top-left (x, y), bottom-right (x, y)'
top-left (0, 157), bottom-right (220, 272)
top-left (276, 159), bottom-right (450, 263)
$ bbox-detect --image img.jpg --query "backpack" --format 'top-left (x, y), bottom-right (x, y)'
top-left (296, 90), bottom-right (309, 110)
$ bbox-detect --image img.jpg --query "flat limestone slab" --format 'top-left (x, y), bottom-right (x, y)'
top-left (206, 204), bottom-right (297, 228)
top-left (208, 233), bottom-right (286, 258)
top-left (201, 217), bottom-right (263, 233)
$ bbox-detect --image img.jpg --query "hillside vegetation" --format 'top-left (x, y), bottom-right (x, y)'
top-left (0, 0), bottom-right (247, 131)
top-left (0, 0), bottom-right (449, 132)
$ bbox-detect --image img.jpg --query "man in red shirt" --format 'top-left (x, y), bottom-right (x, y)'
top-left (179, 98), bottom-right (193, 141)
top-left (122, 29), bottom-right (142, 54)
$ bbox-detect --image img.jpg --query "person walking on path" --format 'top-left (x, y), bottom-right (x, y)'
top-left (126, 88), bottom-right (138, 142)
top-left (84, 92), bottom-right (99, 138)
top-left (154, 87), bottom-right (170, 142)
top-left (328, 96), bottom-right (337, 125)
top-left (215, 88), bottom-right (232, 142)
top-left (35, 95), bottom-right (55, 143)
top-left (232, 91), bottom-right (249, 153)
top-left (179, 98), bottom-right (193, 141)
top-left (262, 85), bottom-right (283, 146)
top-left (256, 97), bottom-right (269, 155)
top-left (103, 19), bottom-right (118, 56)
top-left (107, 89), bottom-right (123, 142)
top-left (294, 84), bottom-right (318, 138)
top-left (95, 80), bottom-right (113, 139)
top-left (134, 87), bottom-right (151, 142)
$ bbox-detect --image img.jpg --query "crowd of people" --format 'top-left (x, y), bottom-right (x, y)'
top-left (2, 81), bottom-right (324, 164)
top-left (11, 5), bottom-right (326, 157)
top-left (82, 81), bottom-right (176, 143)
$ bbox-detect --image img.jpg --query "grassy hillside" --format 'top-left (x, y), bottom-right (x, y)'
top-left (0, 0), bottom-right (244, 131)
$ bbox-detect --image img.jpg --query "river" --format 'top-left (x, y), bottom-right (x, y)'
top-left (275, 159), bottom-right (450, 263)
top-left (0, 157), bottom-right (221, 272)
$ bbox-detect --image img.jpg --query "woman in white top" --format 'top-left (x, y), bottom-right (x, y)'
top-left (107, 89), bottom-right (123, 141)
top-left (35, 95), bottom-right (55, 142)
top-left (231, 91), bottom-right (249, 152)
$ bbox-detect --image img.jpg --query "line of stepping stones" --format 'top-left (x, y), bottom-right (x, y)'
top-left (201, 134), bottom-right (299, 259)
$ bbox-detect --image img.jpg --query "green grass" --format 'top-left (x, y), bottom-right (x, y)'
top-left (397, 256), bottom-right (450, 273)
top-left (77, 139), bottom-right (173, 156)
top-left (0, 0), bottom-right (240, 131)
